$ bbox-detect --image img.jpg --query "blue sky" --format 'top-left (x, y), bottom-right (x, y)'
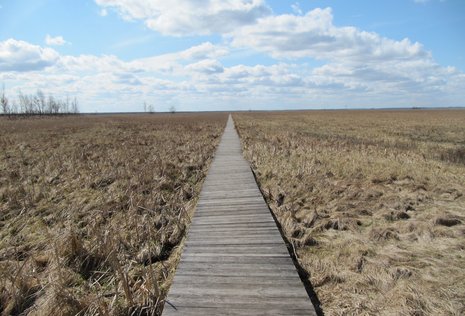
top-left (0, 0), bottom-right (464, 112)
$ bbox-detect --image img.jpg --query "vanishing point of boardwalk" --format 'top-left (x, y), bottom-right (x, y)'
top-left (163, 115), bottom-right (317, 315)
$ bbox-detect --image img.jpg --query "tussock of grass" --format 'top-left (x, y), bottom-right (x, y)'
top-left (234, 110), bottom-right (465, 315)
top-left (0, 114), bottom-right (227, 315)
top-left (440, 147), bottom-right (465, 165)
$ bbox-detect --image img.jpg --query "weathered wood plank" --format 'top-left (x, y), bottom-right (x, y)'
top-left (164, 296), bottom-right (309, 308)
top-left (168, 274), bottom-right (304, 286)
top-left (187, 226), bottom-right (279, 233)
top-left (163, 307), bottom-right (310, 316)
top-left (178, 256), bottom-right (294, 265)
top-left (190, 217), bottom-right (275, 225)
top-left (174, 262), bottom-right (299, 273)
top-left (195, 203), bottom-right (267, 211)
top-left (182, 245), bottom-right (290, 256)
top-left (168, 286), bottom-right (310, 298)
top-left (187, 224), bottom-right (278, 232)
top-left (189, 219), bottom-right (278, 227)
top-left (162, 115), bottom-right (316, 315)
top-left (185, 236), bottom-right (284, 243)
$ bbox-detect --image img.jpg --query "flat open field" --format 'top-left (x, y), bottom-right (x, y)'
top-left (0, 114), bottom-right (227, 315)
top-left (234, 110), bottom-right (465, 315)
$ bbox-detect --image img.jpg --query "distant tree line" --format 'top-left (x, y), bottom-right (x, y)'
top-left (1, 85), bottom-right (79, 117)
top-left (143, 102), bottom-right (176, 114)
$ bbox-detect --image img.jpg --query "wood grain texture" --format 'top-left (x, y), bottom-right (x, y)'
top-left (162, 115), bottom-right (316, 315)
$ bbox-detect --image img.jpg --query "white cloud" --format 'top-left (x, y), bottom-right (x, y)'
top-left (90, 1), bottom-right (460, 109)
top-left (45, 34), bottom-right (68, 46)
top-left (58, 54), bottom-right (127, 73)
top-left (1, 35), bottom-right (464, 112)
top-left (0, 39), bottom-right (59, 72)
top-left (129, 42), bottom-right (229, 73)
top-left (94, 0), bottom-right (271, 35)
top-left (186, 59), bottom-right (224, 74)
top-left (229, 8), bottom-right (427, 63)
top-left (180, 42), bottom-right (229, 60)
top-left (113, 72), bottom-right (143, 85)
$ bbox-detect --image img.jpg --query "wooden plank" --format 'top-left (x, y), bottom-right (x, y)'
top-left (187, 221), bottom-right (277, 228)
top-left (178, 256), bottom-right (294, 265)
top-left (187, 226), bottom-right (279, 233)
top-left (191, 217), bottom-right (275, 225)
top-left (193, 210), bottom-right (270, 218)
top-left (195, 203), bottom-right (267, 211)
top-left (162, 115), bottom-right (316, 315)
top-left (185, 236), bottom-right (284, 243)
top-left (169, 274), bottom-right (302, 284)
top-left (174, 262), bottom-right (299, 273)
top-left (182, 245), bottom-right (290, 256)
top-left (164, 296), bottom-right (309, 309)
top-left (163, 307), bottom-right (310, 316)
top-left (168, 286), bottom-right (309, 298)
top-left (196, 197), bottom-right (264, 204)
top-left (185, 235), bottom-right (285, 243)
top-left (187, 224), bottom-right (278, 233)
top-left (173, 268), bottom-right (299, 278)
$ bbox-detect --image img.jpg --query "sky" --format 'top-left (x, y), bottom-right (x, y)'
top-left (0, 0), bottom-right (464, 112)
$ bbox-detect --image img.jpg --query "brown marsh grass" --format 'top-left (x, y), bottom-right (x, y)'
top-left (0, 113), bottom-right (227, 315)
top-left (234, 110), bottom-right (465, 315)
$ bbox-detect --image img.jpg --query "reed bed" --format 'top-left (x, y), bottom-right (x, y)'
top-left (0, 113), bottom-right (227, 315)
top-left (234, 110), bottom-right (465, 315)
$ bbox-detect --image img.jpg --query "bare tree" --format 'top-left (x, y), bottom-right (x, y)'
top-left (18, 91), bottom-right (33, 114)
top-left (71, 97), bottom-right (79, 114)
top-left (1, 84), bottom-right (8, 115)
top-left (48, 95), bottom-right (60, 114)
top-left (63, 95), bottom-right (70, 114)
top-left (37, 90), bottom-right (46, 115)
top-left (32, 93), bottom-right (41, 115)
top-left (3, 88), bottom-right (79, 117)
top-left (148, 103), bottom-right (154, 113)
top-left (10, 100), bottom-right (18, 115)
top-left (169, 105), bottom-right (176, 114)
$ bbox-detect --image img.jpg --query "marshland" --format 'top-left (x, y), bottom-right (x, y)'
top-left (234, 109), bottom-right (465, 315)
top-left (0, 113), bottom-right (227, 315)
top-left (1, 109), bottom-right (464, 315)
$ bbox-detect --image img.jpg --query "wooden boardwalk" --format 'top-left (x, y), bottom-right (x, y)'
top-left (163, 115), bottom-right (317, 315)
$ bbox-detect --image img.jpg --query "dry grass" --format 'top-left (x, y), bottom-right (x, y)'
top-left (0, 113), bottom-right (227, 315)
top-left (234, 110), bottom-right (465, 315)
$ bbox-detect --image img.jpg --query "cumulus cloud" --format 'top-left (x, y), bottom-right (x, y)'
top-left (94, 0), bottom-right (271, 35)
top-left (229, 8), bottom-right (427, 63)
top-left (45, 34), bottom-right (68, 46)
top-left (91, 1), bottom-right (451, 104)
top-left (2, 37), bottom-right (464, 112)
top-left (0, 39), bottom-right (59, 72)
top-left (129, 42), bottom-right (229, 73)
top-left (180, 42), bottom-right (229, 60)
top-left (59, 54), bottom-right (127, 73)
